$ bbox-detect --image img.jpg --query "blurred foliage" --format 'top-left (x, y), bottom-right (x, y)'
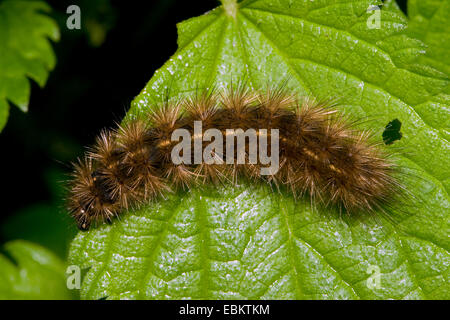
top-left (50, 0), bottom-right (116, 47)
top-left (0, 0), bottom-right (59, 132)
top-left (1, 169), bottom-right (77, 259)
top-left (0, 240), bottom-right (74, 299)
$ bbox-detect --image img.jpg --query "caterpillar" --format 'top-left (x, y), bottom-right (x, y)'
top-left (68, 85), bottom-right (404, 230)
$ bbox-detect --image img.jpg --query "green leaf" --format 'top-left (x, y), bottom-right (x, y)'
top-left (406, 0), bottom-right (450, 76)
top-left (404, 0), bottom-right (450, 140)
top-left (0, 0), bottom-right (60, 132)
top-left (0, 240), bottom-right (73, 299)
top-left (69, 0), bottom-right (449, 299)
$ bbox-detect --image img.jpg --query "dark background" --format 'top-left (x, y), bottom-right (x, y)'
top-left (0, 0), bottom-right (407, 257)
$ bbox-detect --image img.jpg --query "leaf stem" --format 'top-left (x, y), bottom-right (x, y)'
top-left (221, 0), bottom-right (238, 18)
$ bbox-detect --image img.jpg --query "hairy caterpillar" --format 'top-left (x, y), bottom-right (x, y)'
top-left (68, 85), bottom-right (404, 230)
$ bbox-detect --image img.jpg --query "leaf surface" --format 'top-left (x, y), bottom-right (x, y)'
top-left (404, 0), bottom-right (450, 140)
top-left (69, 0), bottom-right (449, 299)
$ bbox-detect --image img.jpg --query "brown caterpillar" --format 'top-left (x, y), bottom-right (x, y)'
top-left (68, 86), bottom-right (403, 230)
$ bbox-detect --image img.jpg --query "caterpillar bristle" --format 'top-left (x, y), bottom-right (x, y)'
top-left (219, 85), bottom-right (258, 129)
top-left (162, 164), bottom-right (193, 190)
top-left (68, 158), bottom-right (120, 230)
top-left (257, 86), bottom-right (297, 116)
top-left (68, 85), bottom-right (408, 230)
top-left (194, 161), bottom-right (227, 185)
top-left (184, 91), bottom-right (219, 123)
top-left (116, 119), bottom-right (148, 152)
top-left (149, 102), bottom-right (183, 130)
top-left (87, 130), bottom-right (122, 166)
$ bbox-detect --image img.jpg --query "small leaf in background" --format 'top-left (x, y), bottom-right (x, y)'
top-left (0, 240), bottom-right (73, 299)
top-left (0, 0), bottom-right (60, 132)
top-left (70, 0), bottom-right (449, 299)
